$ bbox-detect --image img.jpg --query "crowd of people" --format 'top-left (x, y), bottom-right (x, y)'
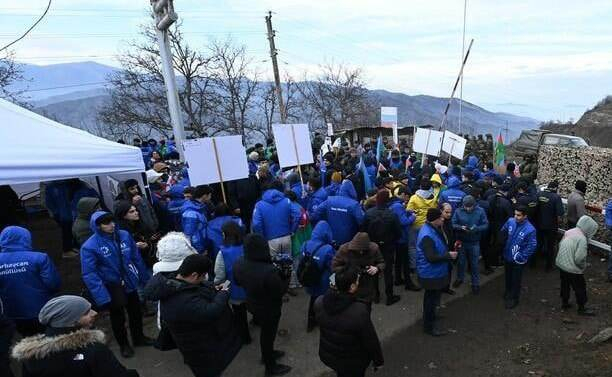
top-left (1, 134), bottom-right (612, 377)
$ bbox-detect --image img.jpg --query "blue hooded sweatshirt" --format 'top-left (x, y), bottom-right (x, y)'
top-left (312, 180), bottom-right (365, 245)
top-left (451, 205), bottom-right (489, 243)
top-left (325, 182), bottom-right (341, 197)
top-left (252, 189), bottom-right (301, 240)
top-left (0, 226), bottom-right (61, 320)
top-left (207, 215), bottom-right (244, 260)
top-left (388, 198), bottom-right (416, 244)
top-left (500, 218), bottom-right (537, 264)
top-left (307, 187), bottom-right (328, 216)
top-left (80, 211), bottom-right (151, 307)
top-left (438, 176), bottom-right (466, 211)
top-left (181, 200), bottom-right (209, 253)
top-left (301, 221), bottom-right (335, 297)
top-left (466, 155), bottom-right (482, 181)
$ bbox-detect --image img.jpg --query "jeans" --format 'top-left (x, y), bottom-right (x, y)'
top-left (560, 270), bottom-right (587, 307)
top-left (109, 291), bottom-right (145, 346)
top-left (504, 262), bottom-right (524, 301)
top-left (457, 242), bottom-right (481, 287)
top-left (408, 226), bottom-right (421, 269)
top-left (423, 289), bottom-right (441, 332)
top-left (607, 229), bottom-right (612, 278)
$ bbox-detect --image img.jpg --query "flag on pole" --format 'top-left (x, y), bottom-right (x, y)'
top-left (376, 162), bottom-right (387, 178)
top-left (375, 135), bottom-right (383, 163)
top-left (495, 132), bottom-right (506, 166)
top-left (357, 156), bottom-right (373, 193)
top-left (319, 151), bottom-right (327, 187)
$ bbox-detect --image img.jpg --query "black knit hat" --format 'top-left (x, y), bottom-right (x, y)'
top-left (575, 180), bottom-right (587, 193)
top-left (426, 208), bottom-right (442, 222)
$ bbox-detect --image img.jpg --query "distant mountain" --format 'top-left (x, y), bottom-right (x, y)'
top-left (10, 61), bottom-right (116, 101)
top-left (23, 61), bottom-right (539, 141)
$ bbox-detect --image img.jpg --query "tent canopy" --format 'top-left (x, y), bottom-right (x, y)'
top-left (0, 98), bottom-right (145, 185)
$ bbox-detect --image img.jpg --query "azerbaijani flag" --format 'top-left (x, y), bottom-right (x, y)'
top-left (495, 132), bottom-right (506, 166)
top-left (375, 135), bottom-right (383, 163)
top-left (357, 156), bottom-right (373, 193)
top-left (319, 151), bottom-right (327, 187)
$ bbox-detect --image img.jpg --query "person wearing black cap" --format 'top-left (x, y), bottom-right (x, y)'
top-left (233, 234), bottom-right (291, 376)
top-left (416, 208), bottom-right (458, 336)
top-left (536, 181), bottom-right (564, 271)
top-left (363, 190), bottom-right (403, 305)
top-left (11, 295), bottom-right (139, 377)
top-left (567, 180), bottom-right (587, 229)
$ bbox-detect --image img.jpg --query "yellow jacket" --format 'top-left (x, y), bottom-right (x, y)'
top-left (406, 190), bottom-right (438, 227)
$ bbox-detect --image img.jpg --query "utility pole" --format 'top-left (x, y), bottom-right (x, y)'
top-left (265, 11), bottom-right (287, 123)
top-left (150, 0), bottom-right (186, 160)
top-left (505, 120), bottom-right (509, 143)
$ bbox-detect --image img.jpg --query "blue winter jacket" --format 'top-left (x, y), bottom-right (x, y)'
top-left (387, 158), bottom-right (403, 170)
top-left (388, 198), bottom-right (416, 244)
top-left (0, 226), bottom-right (61, 319)
top-left (451, 206), bottom-right (489, 243)
top-left (219, 244), bottom-right (247, 302)
top-left (80, 212), bottom-right (151, 307)
top-left (438, 176), bottom-right (466, 210)
top-left (312, 180), bottom-right (365, 245)
top-left (325, 182), bottom-right (341, 197)
top-left (291, 182), bottom-right (307, 209)
top-left (307, 187), bottom-right (328, 216)
top-left (466, 155), bottom-right (483, 181)
top-left (252, 189), bottom-right (301, 240)
top-left (208, 215), bottom-right (244, 260)
top-left (500, 218), bottom-right (537, 265)
top-left (181, 200), bottom-right (209, 253)
top-left (301, 221), bottom-right (335, 297)
top-left (605, 199), bottom-right (612, 229)
top-left (416, 223), bottom-right (449, 279)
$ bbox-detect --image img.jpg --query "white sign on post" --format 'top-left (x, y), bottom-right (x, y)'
top-left (272, 124), bottom-right (314, 168)
top-left (412, 127), bottom-right (443, 156)
top-left (381, 107), bottom-right (399, 145)
top-left (442, 130), bottom-right (467, 160)
top-left (326, 123), bottom-right (334, 137)
top-left (183, 136), bottom-right (249, 186)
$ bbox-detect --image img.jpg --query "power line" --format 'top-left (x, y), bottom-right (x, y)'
top-left (0, 31), bottom-right (267, 39)
top-left (22, 81), bottom-right (109, 93)
top-left (0, 0), bottom-right (52, 52)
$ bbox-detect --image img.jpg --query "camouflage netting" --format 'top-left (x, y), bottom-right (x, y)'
top-left (537, 145), bottom-right (612, 208)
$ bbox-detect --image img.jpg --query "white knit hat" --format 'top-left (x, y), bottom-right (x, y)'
top-left (153, 232), bottom-right (197, 273)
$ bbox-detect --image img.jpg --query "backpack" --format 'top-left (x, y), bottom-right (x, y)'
top-left (297, 243), bottom-right (326, 287)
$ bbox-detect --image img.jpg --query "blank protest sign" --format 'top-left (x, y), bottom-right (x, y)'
top-left (442, 130), bottom-right (467, 160)
top-left (273, 124), bottom-right (314, 168)
top-left (413, 128), bottom-right (443, 156)
top-left (183, 136), bottom-right (249, 186)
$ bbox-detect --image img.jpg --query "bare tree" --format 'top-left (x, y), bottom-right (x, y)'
top-left (257, 73), bottom-right (300, 139)
top-left (98, 22), bottom-right (220, 140)
top-left (208, 39), bottom-right (260, 140)
top-left (0, 52), bottom-right (29, 106)
top-left (297, 63), bottom-right (378, 133)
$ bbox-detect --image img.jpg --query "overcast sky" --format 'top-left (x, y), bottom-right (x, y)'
top-left (2, 0), bottom-right (611, 121)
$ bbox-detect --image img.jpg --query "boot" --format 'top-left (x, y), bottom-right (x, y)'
top-left (404, 275), bottom-right (422, 291)
top-left (386, 295), bottom-right (401, 306)
top-left (265, 363), bottom-right (292, 376)
top-left (120, 344), bottom-right (134, 358)
top-left (577, 306), bottom-right (596, 316)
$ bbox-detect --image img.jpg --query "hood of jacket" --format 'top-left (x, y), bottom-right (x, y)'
top-left (181, 199), bottom-right (204, 214)
top-left (322, 291), bottom-right (356, 315)
top-left (75, 197), bottom-right (100, 220)
top-left (0, 226), bottom-right (32, 252)
top-left (244, 235), bottom-right (272, 263)
top-left (576, 215), bottom-right (598, 239)
top-left (430, 174), bottom-right (443, 185)
top-left (339, 180), bottom-right (357, 200)
top-left (262, 189), bottom-right (286, 204)
top-left (415, 189), bottom-right (434, 200)
top-left (446, 176), bottom-right (461, 189)
top-left (311, 221), bottom-right (333, 245)
top-left (89, 211), bottom-right (114, 237)
top-left (143, 273), bottom-right (201, 301)
top-left (11, 329), bottom-right (105, 361)
top-left (467, 155), bottom-right (479, 169)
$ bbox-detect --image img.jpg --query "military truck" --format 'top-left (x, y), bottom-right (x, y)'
top-left (510, 129), bottom-right (589, 158)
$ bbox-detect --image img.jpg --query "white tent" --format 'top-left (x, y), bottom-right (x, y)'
top-left (0, 98), bottom-right (145, 185)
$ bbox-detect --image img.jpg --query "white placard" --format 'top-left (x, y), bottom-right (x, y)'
top-left (442, 130), bottom-right (467, 160)
top-left (412, 128), bottom-right (443, 156)
top-left (327, 123), bottom-right (334, 137)
top-left (183, 136), bottom-right (249, 186)
top-left (273, 124), bottom-right (315, 168)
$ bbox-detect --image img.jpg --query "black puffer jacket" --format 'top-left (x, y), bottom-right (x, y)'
top-left (144, 274), bottom-right (241, 373)
top-left (363, 206), bottom-right (402, 252)
top-left (233, 237), bottom-right (286, 319)
top-left (11, 328), bottom-right (138, 377)
top-left (314, 291), bottom-right (383, 374)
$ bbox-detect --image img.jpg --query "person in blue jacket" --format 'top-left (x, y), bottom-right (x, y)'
top-left (438, 176), bottom-right (466, 211)
top-left (301, 221), bottom-right (336, 333)
top-left (306, 176), bottom-right (328, 216)
top-left (252, 180), bottom-right (301, 256)
top-left (80, 211), bottom-right (153, 358)
top-left (181, 185), bottom-right (212, 254)
top-left (387, 150), bottom-right (403, 170)
top-left (466, 154), bottom-right (482, 181)
top-left (208, 203), bottom-right (244, 262)
top-left (0, 226), bottom-right (61, 337)
top-left (312, 180), bottom-right (365, 246)
top-left (287, 172), bottom-right (306, 209)
top-left (213, 221), bottom-right (251, 344)
top-left (500, 205), bottom-right (537, 309)
top-left (606, 198), bottom-right (612, 282)
top-left (388, 186), bottom-right (419, 290)
top-left (451, 195), bottom-right (489, 294)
